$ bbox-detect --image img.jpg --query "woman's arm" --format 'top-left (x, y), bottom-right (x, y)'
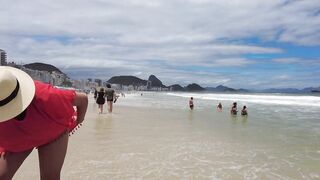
top-left (73, 92), bottom-right (88, 124)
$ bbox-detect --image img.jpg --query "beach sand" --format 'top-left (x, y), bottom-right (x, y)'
top-left (15, 97), bottom-right (200, 179)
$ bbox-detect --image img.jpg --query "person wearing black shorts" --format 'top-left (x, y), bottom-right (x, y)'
top-left (96, 88), bottom-right (105, 114)
top-left (105, 84), bottom-right (116, 113)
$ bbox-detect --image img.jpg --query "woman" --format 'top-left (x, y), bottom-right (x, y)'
top-left (0, 66), bottom-right (88, 180)
top-left (105, 84), bottom-right (116, 113)
top-left (96, 87), bottom-right (106, 114)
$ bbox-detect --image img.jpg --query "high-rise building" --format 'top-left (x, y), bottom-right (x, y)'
top-left (94, 79), bottom-right (102, 86)
top-left (0, 49), bottom-right (7, 66)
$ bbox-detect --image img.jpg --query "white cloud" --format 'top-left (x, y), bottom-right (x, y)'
top-left (0, 0), bottom-right (319, 88)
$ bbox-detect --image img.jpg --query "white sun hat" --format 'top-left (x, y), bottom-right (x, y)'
top-left (0, 66), bottom-right (35, 122)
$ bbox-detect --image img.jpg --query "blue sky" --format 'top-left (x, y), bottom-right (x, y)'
top-left (0, 0), bottom-right (319, 89)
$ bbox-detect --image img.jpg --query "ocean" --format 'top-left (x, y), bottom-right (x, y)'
top-left (15, 92), bottom-right (320, 179)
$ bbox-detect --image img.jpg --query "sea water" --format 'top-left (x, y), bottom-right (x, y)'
top-left (15, 92), bottom-right (320, 179)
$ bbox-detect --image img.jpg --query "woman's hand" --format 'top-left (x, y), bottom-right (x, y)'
top-left (73, 92), bottom-right (88, 124)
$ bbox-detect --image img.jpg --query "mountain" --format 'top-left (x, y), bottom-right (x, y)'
top-left (237, 88), bottom-right (250, 92)
top-left (262, 88), bottom-right (302, 93)
top-left (107, 76), bottom-right (147, 86)
top-left (169, 84), bottom-right (185, 91)
top-left (302, 87), bottom-right (320, 93)
top-left (24, 62), bottom-right (64, 74)
top-left (206, 85), bottom-right (238, 92)
top-left (215, 85), bottom-right (236, 92)
top-left (185, 83), bottom-right (205, 91)
top-left (148, 75), bottom-right (166, 87)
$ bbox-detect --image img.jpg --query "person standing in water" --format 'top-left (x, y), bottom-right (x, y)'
top-left (105, 84), bottom-right (116, 113)
top-left (189, 97), bottom-right (194, 110)
top-left (96, 87), bottom-right (106, 114)
top-left (230, 102), bottom-right (238, 115)
top-left (217, 102), bottom-right (222, 111)
top-left (241, 105), bottom-right (248, 115)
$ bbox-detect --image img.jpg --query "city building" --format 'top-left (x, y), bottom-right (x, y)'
top-left (94, 79), bottom-right (102, 87)
top-left (0, 49), bottom-right (7, 66)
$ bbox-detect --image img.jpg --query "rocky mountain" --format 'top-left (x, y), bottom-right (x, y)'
top-left (148, 75), bottom-right (166, 87)
top-left (106, 74), bottom-right (318, 93)
top-left (169, 84), bottom-right (185, 91)
top-left (205, 85), bottom-right (239, 92)
top-left (24, 62), bottom-right (64, 74)
top-left (262, 88), bottom-right (302, 93)
top-left (258, 87), bottom-right (320, 93)
top-left (107, 76), bottom-right (147, 86)
top-left (215, 85), bottom-right (237, 92)
top-left (185, 83), bottom-right (205, 91)
top-left (303, 87), bottom-right (320, 93)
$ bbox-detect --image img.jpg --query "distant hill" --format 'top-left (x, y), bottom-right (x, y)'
top-left (106, 74), bottom-right (319, 93)
top-left (251, 86), bottom-right (320, 93)
top-left (302, 87), bottom-right (320, 93)
top-left (169, 84), bottom-right (185, 91)
top-left (185, 83), bottom-right (205, 91)
top-left (215, 85), bottom-right (237, 92)
top-left (262, 88), bottom-right (302, 93)
top-left (148, 75), bottom-right (166, 88)
top-left (107, 76), bottom-right (147, 86)
top-left (24, 62), bottom-right (64, 74)
top-left (238, 88), bottom-right (250, 92)
top-left (206, 85), bottom-right (238, 92)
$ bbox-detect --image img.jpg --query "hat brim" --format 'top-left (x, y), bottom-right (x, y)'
top-left (0, 66), bottom-right (35, 122)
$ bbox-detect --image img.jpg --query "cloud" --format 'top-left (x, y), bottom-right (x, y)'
top-left (0, 0), bottom-right (319, 88)
top-left (272, 58), bottom-right (300, 64)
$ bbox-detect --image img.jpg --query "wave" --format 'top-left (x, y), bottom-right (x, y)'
top-left (167, 92), bottom-right (320, 107)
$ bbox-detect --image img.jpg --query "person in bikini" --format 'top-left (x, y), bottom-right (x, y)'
top-left (0, 66), bottom-right (88, 180)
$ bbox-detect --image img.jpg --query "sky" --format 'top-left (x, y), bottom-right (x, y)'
top-left (0, 0), bottom-right (319, 89)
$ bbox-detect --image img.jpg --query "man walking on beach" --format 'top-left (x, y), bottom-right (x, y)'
top-left (105, 84), bottom-right (117, 113)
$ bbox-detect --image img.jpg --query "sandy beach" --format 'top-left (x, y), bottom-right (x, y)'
top-left (14, 92), bottom-right (320, 179)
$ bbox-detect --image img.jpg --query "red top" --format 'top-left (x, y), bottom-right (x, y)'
top-left (0, 81), bottom-right (78, 153)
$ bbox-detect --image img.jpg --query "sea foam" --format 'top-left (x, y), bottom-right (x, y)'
top-left (167, 92), bottom-right (320, 107)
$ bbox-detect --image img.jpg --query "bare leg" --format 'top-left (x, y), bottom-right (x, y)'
top-left (110, 102), bottom-right (113, 113)
top-left (107, 101), bottom-right (113, 113)
top-left (38, 132), bottom-right (69, 180)
top-left (98, 105), bottom-right (103, 114)
top-left (0, 149), bottom-right (33, 180)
